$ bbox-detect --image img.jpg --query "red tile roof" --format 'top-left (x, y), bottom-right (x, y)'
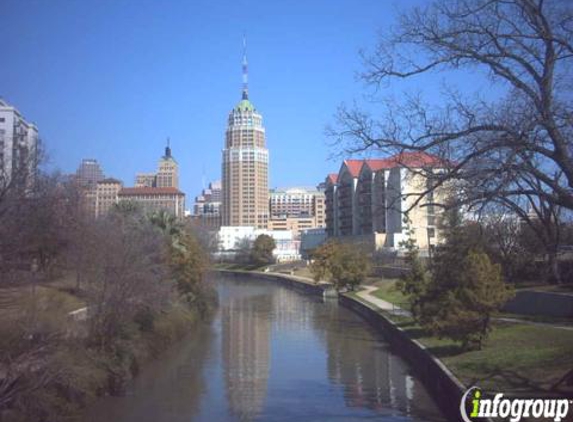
top-left (326, 173), bottom-right (338, 184)
top-left (119, 187), bottom-right (184, 196)
top-left (343, 159), bottom-right (364, 177)
top-left (363, 159), bottom-right (391, 172)
top-left (329, 152), bottom-right (446, 183)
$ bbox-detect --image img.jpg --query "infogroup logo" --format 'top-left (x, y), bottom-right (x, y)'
top-left (460, 386), bottom-right (571, 422)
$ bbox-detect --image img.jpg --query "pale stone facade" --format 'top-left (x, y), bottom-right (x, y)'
top-left (325, 152), bottom-right (448, 251)
top-left (95, 178), bottom-right (123, 218)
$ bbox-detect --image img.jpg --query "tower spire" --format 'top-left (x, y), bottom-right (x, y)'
top-left (165, 137), bottom-right (172, 158)
top-left (242, 34), bottom-right (248, 100)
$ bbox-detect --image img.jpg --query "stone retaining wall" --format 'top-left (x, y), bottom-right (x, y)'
top-left (338, 295), bottom-right (466, 422)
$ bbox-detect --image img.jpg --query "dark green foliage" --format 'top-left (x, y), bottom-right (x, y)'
top-left (399, 211), bottom-right (515, 350)
top-left (250, 234), bottom-right (276, 266)
top-left (396, 219), bottom-right (430, 318)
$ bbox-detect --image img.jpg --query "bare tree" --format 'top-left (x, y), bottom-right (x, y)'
top-left (83, 212), bottom-right (172, 349)
top-left (330, 0), bottom-right (573, 213)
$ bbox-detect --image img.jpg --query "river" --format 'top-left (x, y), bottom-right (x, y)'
top-left (85, 274), bottom-right (446, 422)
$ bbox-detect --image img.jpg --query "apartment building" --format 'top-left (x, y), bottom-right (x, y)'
top-left (325, 152), bottom-right (448, 251)
top-left (0, 99), bottom-right (38, 190)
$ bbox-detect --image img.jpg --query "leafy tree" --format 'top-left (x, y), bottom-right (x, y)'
top-left (310, 242), bottom-right (370, 291)
top-left (251, 234), bottom-right (276, 266)
top-left (169, 230), bottom-right (211, 313)
top-left (309, 242), bottom-right (337, 283)
top-left (234, 237), bottom-right (252, 265)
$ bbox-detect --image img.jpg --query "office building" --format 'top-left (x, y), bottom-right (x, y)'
top-left (135, 142), bottom-right (179, 189)
top-left (221, 41), bottom-right (269, 229)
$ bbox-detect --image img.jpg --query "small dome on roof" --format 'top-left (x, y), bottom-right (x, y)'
top-left (235, 98), bottom-right (255, 112)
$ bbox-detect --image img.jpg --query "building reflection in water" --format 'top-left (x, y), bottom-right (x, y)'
top-left (221, 281), bottom-right (272, 422)
top-left (317, 300), bottom-right (441, 419)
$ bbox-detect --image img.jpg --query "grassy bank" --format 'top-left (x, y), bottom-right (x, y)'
top-left (347, 291), bottom-right (573, 397)
top-left (369, 278), bottom-right (407, 305)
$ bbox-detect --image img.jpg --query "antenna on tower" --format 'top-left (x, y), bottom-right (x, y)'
top-left (242, 33), bottom-right (248, 100)
top-left (165, 136), bottom-right (172, 158)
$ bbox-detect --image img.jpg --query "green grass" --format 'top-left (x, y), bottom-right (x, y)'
top-left (213, 262), bottom-right (268, 271)
top-left (345, 292), bottom-right (573, 396)
top-left (495, 311), bottom-right (573, 326)
top-left (370, 278), bottom-right (408, 306)
top-left (399, 318), bottom-right (573, 395)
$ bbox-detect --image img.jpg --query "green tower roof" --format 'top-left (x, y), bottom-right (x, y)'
top-left (235, 98), bottom-right (255, 112)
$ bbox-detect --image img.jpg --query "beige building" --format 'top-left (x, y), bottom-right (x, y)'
top-left (325, 152), bottom-right (448, 251)
top-left (135, 143), bottom-right (179, 189)
top-left (221, 48), bottom-right (269, 229)
top-left (268, 216), bottom-right (317, 238)
top-left (118, 187), bottom-right (185, 218)
top-left (95, 178), bottom-right (123, 218)
top-left (268, 187), bottom-right (326, 238)
top-left (135, 173), bottom-right (156, 188)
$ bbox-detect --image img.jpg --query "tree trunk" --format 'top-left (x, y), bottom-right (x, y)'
top-left (548, 251), bottom-right (561, 284)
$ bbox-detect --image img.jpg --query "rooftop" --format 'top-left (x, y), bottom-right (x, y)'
top-left (119, 187), bottom-right (184, 196)
top-left (234, 98), bottom-right (255, 112)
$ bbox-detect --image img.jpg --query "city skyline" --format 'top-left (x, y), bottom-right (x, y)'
top-left (0, 0), bottom-right (497, 201)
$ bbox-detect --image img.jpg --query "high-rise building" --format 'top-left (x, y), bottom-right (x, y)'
top-left (0, 99), bottom-right (38, 190)
top-left (134, 141), bottom-right (179, 189)
top-left (268, 187), bottom-right (326, 238)
top-left (156, 142), bottom-right (179, 188)
top-left (192, 180), bottom-right (222, 229)
top-left (222, 40), bottom-right (269, 229)
top-left (75, 159), bottom-right (104, 188)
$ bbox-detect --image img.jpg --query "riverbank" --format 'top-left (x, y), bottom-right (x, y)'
top-left (218, 270), bottom-right (573, 421)
top-left (0, 290), bottom-right (212, 422)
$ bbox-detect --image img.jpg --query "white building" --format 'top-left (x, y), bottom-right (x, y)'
top-left (0, 99), bottom-right (38, 190)
top-left (217, 226), bottom-right (300, 262)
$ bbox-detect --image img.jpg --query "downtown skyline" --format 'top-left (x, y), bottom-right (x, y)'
top-left (0, 0), bottom-right (498, 200)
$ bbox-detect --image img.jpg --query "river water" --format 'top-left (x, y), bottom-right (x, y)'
top-left (85, 274), bottom-right (445, 422)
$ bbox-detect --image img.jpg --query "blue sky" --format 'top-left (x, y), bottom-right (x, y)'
top-left (0, 0), bottom-right (490, 204)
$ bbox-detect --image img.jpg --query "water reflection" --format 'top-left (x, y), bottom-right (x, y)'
top-left (221, 282), bottom-right (271, 421)
top-left (85, 275), bottom-right (445, 422)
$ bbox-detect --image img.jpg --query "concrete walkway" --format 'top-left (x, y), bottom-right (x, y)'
top-left (357, 285), bottom-right (413, 317)
top-left (357, 284), bottom-right (573, 331)
top-left (356, 285), bottom-right (395, 311)
top-left (494, 316), bottom-right (573, 332)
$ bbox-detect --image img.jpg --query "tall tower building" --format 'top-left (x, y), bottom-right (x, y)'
top-left (156, 139), bottom-right (179, 188)
top-left (222, 39), bottom-right (269, 228)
